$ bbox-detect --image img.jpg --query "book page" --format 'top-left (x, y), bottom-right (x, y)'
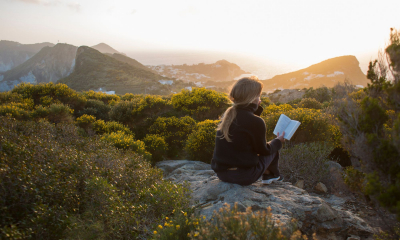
top-left (273, 114), bottom-right (291, 136)
top-left (285, 121), bottom-right (301, 140)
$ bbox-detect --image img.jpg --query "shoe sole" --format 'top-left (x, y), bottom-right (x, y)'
top-left (262, 176), bottom-right (281, 185)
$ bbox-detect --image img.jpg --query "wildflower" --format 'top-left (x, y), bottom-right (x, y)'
top-left (153, 231), bottom-right (157, 234)
top-left (158, 225), bottom-right (163, 229)
top-left (176, 225), bottom-right (180, 230)
top-left (184, 212), bottom-right (187, 216)
top-left (194, 231), bottom-right (199, 237)
top-left (166, 217), bottom-right (169, 220)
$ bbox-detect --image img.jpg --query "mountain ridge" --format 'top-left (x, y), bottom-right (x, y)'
top-left (0, 43), bottom-right (77, 92)
top-left (260, 55), bottom-right (368, 92)
top-left (58, 46), bottom-right (169, 94)
top-left (0, 40), bottom-right (55, 72)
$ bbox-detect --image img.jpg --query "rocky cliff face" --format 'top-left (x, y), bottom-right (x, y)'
top-left (0, 40), bottom-right (54, 73)
top-left (261, 55), bottom-right (368, 92)
top-left (0, 43), bottom-right (77, 92)
top-left (157, 160), bottom-right (376, 240)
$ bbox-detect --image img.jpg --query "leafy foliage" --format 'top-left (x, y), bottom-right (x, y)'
top-left (331, 28), bottom-right (400, 221)
top-left (280, 142), bottom-right (334, 190)
top-left (171, 88), bottom-right (230, 120)
top-left (263, 107), bottom-right (340, 145)
top-left (149, 116), bottom-right (196, 157)
top-left (185, 120), bottom-right (219, 163)
top-left (303, 86), bottom-right (332, 103)
top-left (11, 82), bottom-right (87, 112)
top-left (109, 95), bottom-right (171, 128)
top-left (143, 134), bottom-right (168, 164)
top-left (297, 98), bottom-right (323, 109)
top-left (0, 116), bottom-right (190, 239)
top-left (154, 203), bottom-right (303, 240)
top-left (77, 99), bottom-right (111, 121)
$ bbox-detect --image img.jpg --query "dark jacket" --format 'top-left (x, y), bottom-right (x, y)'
top-left (211, 103), bottom-right (282, 172)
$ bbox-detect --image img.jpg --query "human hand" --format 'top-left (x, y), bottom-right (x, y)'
top-left (277, 131), bottom-right (285, 143)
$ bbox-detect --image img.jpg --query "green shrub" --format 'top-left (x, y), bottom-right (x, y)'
top-left (0, 91), bottom-right (25, 104)
top-left (11, 82), bottom-right (87, 112)
top-left (92, 120), bottom-right (133, 135)
top-left (149, 116), bottom-right (196, 157)
top-left (260, 97), bottom-right (272, 108)
top-left (143, 134), bottom-right (168, 164)
top-left (263, 107), bottom-right (339, 144)
top-left (121, 93), bottom-right (144, 101)
top-left (81, 90), bottom-right (120, 104)
top-left (0, 116), bottom-right (190, 239)
top-left (261, 104), bottom-right (293, 116)
top-left (154, 203), bottom-right (303, 240)
top-left (280, 142), bottom-right (334, 190)
top-left (343, 166), bottom-right (366, 193)
top-left (78, 99), bottom-right (111, 121)
top-left (303, 86), bottom-right (332, 103)
top-left (185, 120), bottom-right (218, 163)
top-left (46, 103), bottom-right (74, 123)
top-left (171, 88), bottom-right (230, 120)
top-left (0, 102), bottom-right (31, 120)
top-left (101, 131), bottom-right (150, 159)
top-left (109, 95), bottom-right (171, 128)
top-left (297, 98), bottom-right (322, 109)
top-left (76, 114), bottom-right (97, 131)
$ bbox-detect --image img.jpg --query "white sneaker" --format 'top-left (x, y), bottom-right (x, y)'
top-left (262, 175), bottom-right (283, 185)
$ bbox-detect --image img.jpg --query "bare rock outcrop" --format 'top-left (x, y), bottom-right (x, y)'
top-left (156, 160), bottom-right (375, 240)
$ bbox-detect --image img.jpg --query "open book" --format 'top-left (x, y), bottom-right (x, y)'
top-left (273, 114), bottom-right (301, 140)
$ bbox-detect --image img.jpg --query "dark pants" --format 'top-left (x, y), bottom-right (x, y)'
top-left (216, 151), bottom-right (280, 186)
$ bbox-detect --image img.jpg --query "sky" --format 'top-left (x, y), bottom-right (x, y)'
top-left (0, 0), bottom-right (399, 74)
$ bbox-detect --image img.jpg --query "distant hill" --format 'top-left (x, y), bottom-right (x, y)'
top-left (260, 55), bottom-right (368, 92)
top-left (0, 40), bottom-right (55, 72)
top-left (105, 53), bottom-right (155, 73)
top-left (91, 43), bottom-right (125, 55)
top-left (0, 43), bottom-right (77, 92)
top-left (58, 46), bottom-right (169, 94)
top-left (148, 59), bottom-right (249, 82)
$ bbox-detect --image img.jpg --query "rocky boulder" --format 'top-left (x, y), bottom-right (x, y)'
top-left (156, 160), bottom-right (375, 240)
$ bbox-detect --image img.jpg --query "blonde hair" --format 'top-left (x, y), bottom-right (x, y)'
top-left (217, 76), bottom-right (263, 142)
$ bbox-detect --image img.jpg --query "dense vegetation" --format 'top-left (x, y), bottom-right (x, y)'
top-left (1, 28), bottom-right (399, 239)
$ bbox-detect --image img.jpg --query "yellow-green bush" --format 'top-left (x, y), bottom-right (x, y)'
top-left (0, 116), bottom-right (190, 239)
top-left (261, 104), bottom-right (293, 116)
top-left (92, 119), bottom-right (133, 135)
top-left (153, 203), bottom-right (303, 240)
top-left (171, 88), bottom-right (230, 120)
top-left (101, 131), bottom-right (150, 159)
top-left (46, 103), bottom-right (74, 123)
top-left (260, 96), bottom-right (272, 108)
top-left (109, 95), bottom-right (171, 128)
top-left (280, 142), bottom-right (335, 190)
top-left (77, 99), bottom-right (111, 121)
top-left (143, 134), bottom-right (168, 164)
top-left (263, 107), bottom-right (339, 144)
top-left (76, 114), bottom-right (97, 131)
top-left (0, 92), bottom-right (27, 104)
top-left (11, 82), bottom-right (87, 112)
top-left (81, 90), bottom-right (120, 104)
top-left (0, 102), bottom-right (32, 120)
top-left (185, 120), bottom-right (219, 163)
top-left (149, 116), bottom-right (196, 157)
top-left (297, 98), bottom-right (322, 109)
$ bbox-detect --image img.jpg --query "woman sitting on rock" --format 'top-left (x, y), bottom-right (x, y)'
top-left (211, 76), bottom-right (285, 185)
